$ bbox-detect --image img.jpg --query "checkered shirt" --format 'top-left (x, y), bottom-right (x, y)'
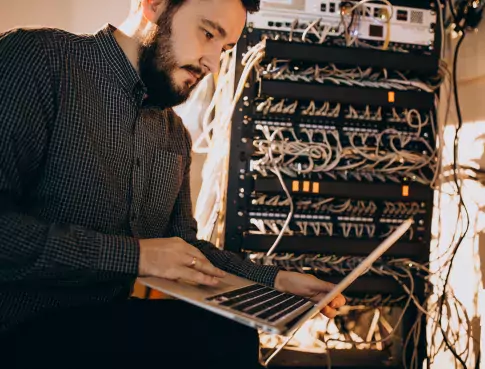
top-left (0, 24), bottom-right (279, 332)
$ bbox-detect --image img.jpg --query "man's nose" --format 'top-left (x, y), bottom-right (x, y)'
top-left (202, 48), bottom-right (224, 75)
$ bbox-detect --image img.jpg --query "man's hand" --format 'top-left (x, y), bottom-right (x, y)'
top-left (138, 237), bottom-right (226, 286)
top-left (274, 271), bottom-right (346, 318)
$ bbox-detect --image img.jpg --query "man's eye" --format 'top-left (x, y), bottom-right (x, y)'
top-left (205, 30), bottom-right (214, 40)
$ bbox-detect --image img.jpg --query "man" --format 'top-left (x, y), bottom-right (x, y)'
top-left (0, 0), bottom-right (345, 368)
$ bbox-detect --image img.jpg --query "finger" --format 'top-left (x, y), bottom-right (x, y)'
top-left (179, 267), bottom-right (221, 287)
top-left (321, 305), bottom-right (338, 319)
top-left (183, 246), bottom-right (226, 278)
top-left (330, 294), bottom-right (346, 309)
top-left (175, 239), bottom-right (209, 261)
top-left (186, 255), bottom-right (226, 278)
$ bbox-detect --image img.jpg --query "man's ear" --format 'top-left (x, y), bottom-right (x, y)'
top-left (139, 0), bottom-right (166, 24)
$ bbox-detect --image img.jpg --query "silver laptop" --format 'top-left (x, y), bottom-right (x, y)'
top-left (139, 218), bottom-right (412, 336)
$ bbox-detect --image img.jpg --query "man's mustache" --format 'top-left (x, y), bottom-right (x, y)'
top-left (181, 65), bottom-right (205, 80)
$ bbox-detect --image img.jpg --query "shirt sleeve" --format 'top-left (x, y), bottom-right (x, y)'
top-left (0, 29), bottom-right (140, 284)
top-left (165, 120), bottom-right (280, 287)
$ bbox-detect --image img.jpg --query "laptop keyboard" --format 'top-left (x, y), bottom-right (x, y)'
top-left (206, 284), bottom-right (313, 323)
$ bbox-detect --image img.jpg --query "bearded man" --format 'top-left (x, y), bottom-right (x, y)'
top-left (0, 1), bottom-right (344, 368)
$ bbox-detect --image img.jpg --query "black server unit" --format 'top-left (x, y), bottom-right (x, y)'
top-left (223, 1), bottom-right (442, 368)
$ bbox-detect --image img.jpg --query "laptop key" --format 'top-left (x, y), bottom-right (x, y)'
top-left (207, 284), bottom-right (266, 302)
top-left (221, 284), bottom-right (267, 298)
top-left (244, 293), bottom-right (295, 315)
top-left (268, 299), bottom-right (310, 322)
top-left (219, 287), bottom-right (273, 307)
top-left (257, 296), bottom-right (307, 320)
top-left (231, 290), bottom-right (281, 312)
top-left (275, 304), bottom-right (314, 327)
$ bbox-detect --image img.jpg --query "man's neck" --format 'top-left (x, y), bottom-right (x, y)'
top-left (114, 16), bottom-right (146, 74)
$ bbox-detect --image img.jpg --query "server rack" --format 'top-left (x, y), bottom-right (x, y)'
top-left (223, 1), bottom-right (441, 367)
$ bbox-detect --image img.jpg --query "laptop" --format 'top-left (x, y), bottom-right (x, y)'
top-left (138, 218), bottom-right (413, 336)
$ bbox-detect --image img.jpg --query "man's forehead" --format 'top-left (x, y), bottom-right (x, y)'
top-left (197, 0), bottom-right (247, 37)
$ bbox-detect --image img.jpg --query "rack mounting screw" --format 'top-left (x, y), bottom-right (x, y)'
top-left (238, 211), bottom-right (244, 217)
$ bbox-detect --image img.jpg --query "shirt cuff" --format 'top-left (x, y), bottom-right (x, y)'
top-left (97, 233), bottom-right (140, 276)
top-left (243, 260), bottom-right (281, 287)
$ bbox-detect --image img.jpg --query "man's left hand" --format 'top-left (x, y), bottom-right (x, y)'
top-left (274, 271), bottom-right (346, 319)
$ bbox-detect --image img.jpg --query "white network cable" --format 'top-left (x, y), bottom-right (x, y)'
top-left (348, 0), bottom-right (394, 19)
top-left (249, 219), bottom-right (409, 240)
top-left (251, 125), bottom-right (437, 185)
top-left (259, 125), bottom-right (295, 257)
top-left (193, 41), bottom-right (266, 241)
top-left (253, 253), bottom-right (473, 369)
top-left (264, 63), bottom-right (441, 93)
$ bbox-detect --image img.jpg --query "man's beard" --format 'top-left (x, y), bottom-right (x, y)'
top-left (138, 7), bottom-right (203, 109)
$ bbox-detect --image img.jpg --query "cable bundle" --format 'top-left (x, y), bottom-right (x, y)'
top-left (251, 125), bottom-right (437, 185)
top-left (193, 41), bottom-right (266, 241)
top-left (252, 252), bottom-right (474, 369)
top-left (262, 62), bottom-right (444, 93)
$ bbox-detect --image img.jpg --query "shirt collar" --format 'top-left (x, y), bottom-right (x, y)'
top-left (94, 24), bottom-right (147, 101)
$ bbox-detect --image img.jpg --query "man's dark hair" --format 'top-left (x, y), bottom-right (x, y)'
top-left (241, 0), bottom-right (261, 13)
top-left (132, 0), bottom-right (260, 14)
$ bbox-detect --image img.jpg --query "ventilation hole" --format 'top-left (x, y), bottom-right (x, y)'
top-left (410, 10), bottom-right (424, 24)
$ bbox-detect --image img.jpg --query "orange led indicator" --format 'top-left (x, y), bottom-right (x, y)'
top-left (303, 181), bottom-right (310, 192)
top-left (312, 182), bottom-right (320, 194)
top-left (292, 181), bottom-right (299, 192)
top-left (402, 185), bottom-right (410, 197)
top-left (388, 91), bottom-right (395, 103)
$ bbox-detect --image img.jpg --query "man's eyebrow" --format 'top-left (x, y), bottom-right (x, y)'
top-left (201, 18), bottom-right (227, 38)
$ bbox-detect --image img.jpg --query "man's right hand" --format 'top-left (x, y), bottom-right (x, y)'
top-left (138, 237), bottom-right (226, 286)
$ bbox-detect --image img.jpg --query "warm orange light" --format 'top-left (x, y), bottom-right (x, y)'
top-left (388, 91), bottom-right (395, 103)
top-left (312, 182), bottom-right (320, 194)
top-left (402, 185), bottom-right (409, 197)
top-left (303, 181), bottom-right (310, 192)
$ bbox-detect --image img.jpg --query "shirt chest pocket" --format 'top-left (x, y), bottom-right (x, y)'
top-left (144, 149), bottom-right (185, 227)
